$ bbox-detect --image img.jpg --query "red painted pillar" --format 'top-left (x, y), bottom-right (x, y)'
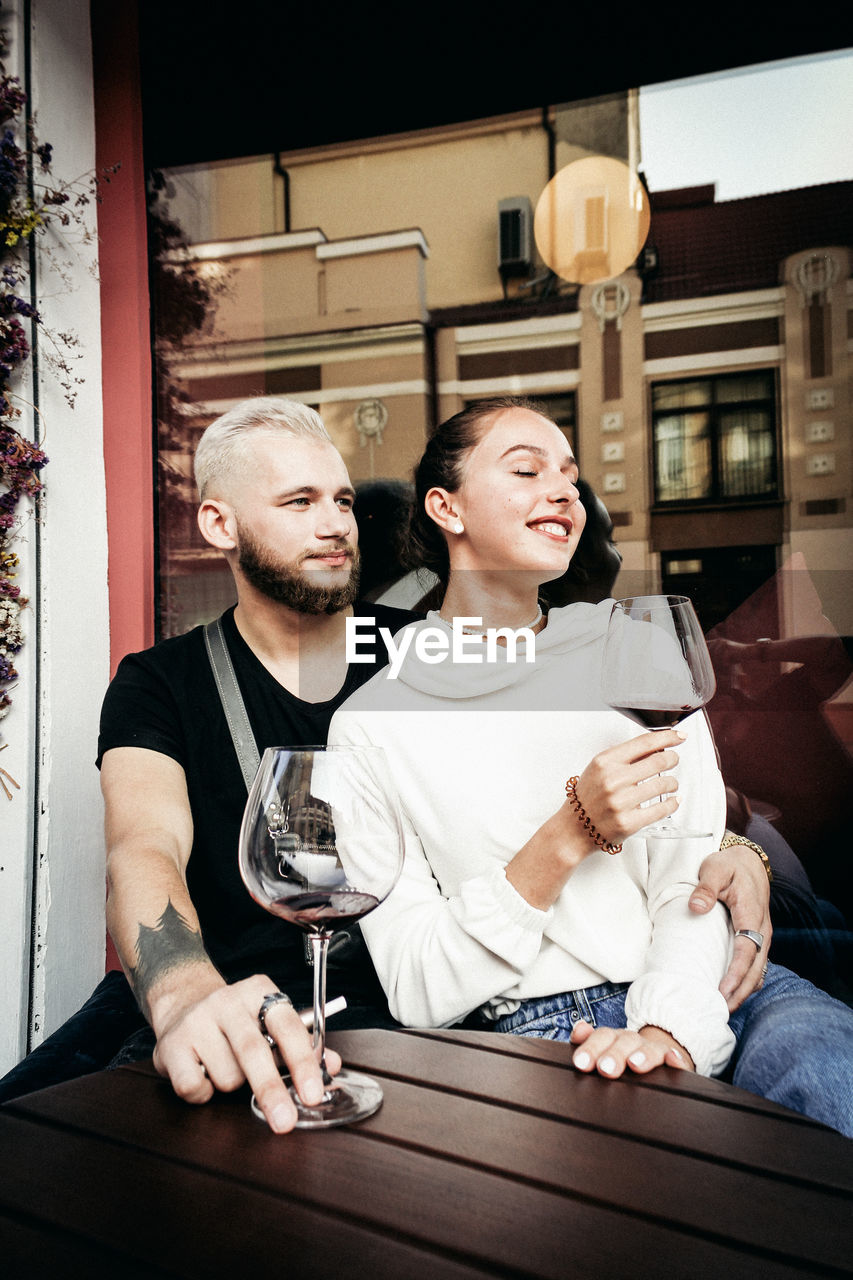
top-left (91, 0), bottom-right (155, 676)
top-left (91, 1), bottom-right (153, 970)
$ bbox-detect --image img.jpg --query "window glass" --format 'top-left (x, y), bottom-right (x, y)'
top-left (526, 392), bottom-right (577, 446)
top-left (715, 372), bottom-right (773, 403)
top-left (719, 409), bottom-right (776, 496)
top-left (652, 380), bottom-right (710, 411)
top-left (652, 371), bottom-right (777, 505)
top-left (654, 411), bottom-right (711, 502)
top-left (467, 392), bottom-right (576, 437)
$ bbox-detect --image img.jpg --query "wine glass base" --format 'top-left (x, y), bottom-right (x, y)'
top-left (643, 823), bottom-right (713, 839)
top-left (251, 1068), bottom-right (384, 1129)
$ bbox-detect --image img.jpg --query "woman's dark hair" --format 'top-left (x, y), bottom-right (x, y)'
top-left (353, 478), bottom-right (415, 598)
top-left (540, 477), bottom-right (622, 607)
top-left (405, 396), bottom-right (557, 588)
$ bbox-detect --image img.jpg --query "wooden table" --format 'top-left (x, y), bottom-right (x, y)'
top-left (1, 1027), bottom-right (851, 1278)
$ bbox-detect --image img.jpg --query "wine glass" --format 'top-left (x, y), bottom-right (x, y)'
top-left (600, 595), bottom-right (717, 837)
top-left (239, 745), bottom-right (404, 1128)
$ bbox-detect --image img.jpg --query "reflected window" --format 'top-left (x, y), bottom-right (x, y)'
top-left (466, 392), bottom-right (577, 452)
top-left (526, 392), bottom-right (577, 440)
top-left (652, 372), bottom-right (777, 504)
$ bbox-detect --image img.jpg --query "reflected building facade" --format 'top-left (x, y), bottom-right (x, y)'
top-left (150, 96), bottom-right (852, 638)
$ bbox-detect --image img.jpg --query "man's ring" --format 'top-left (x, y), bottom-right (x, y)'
top-left (258, 991), bottom-right (294, 1046)
top-left (735, 928), bottom-right (764, 951)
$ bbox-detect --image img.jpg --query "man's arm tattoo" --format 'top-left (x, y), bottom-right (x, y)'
top-left (128, 900), bottom-right (208, 1020)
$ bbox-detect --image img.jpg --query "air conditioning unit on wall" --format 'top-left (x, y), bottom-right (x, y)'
top-left (498, 196), bottom-right (533, 278)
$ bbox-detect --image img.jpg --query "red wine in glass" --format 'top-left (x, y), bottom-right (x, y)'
top-left (610, 704), bottom-right (702, 731)
top-left (267, 890), bottom-right (381, 931)
top-left (601, 596), bottom-right (716, 837)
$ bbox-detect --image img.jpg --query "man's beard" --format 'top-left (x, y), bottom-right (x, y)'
top-left (237, 526), bottom-right (361, 615)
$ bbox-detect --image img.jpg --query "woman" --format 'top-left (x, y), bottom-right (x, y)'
top-left (545, 479), bottom-right (848, 1000)
top-left (330, 398), bottom-right (853, 1131)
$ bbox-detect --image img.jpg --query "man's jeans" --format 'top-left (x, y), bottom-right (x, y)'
top-left (0, 970), bottom-right (146, 1104)
top-left (493, 964), bottom-right (853, 1138)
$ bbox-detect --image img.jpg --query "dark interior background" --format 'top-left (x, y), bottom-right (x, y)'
top-left (137, 2), bottom-right (853, 168)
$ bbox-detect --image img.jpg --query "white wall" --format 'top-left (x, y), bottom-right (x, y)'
top-left (0, 0), bottom-right (109, 1074)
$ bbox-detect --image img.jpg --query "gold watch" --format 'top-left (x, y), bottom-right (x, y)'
top-left (720, 830), bottom-right (773, 883)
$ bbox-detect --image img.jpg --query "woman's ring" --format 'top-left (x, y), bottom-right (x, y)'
top-left (258, 991), bottom-right (294, 1046)
top-left (735, 928), bottom-right (764, 951)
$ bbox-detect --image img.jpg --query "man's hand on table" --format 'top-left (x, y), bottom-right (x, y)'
top-left (570, 1021), bottom-right (694, 1077)
top-left (150, 972), bottom-right (342, 1133)
top-left (689, 845), bottom-right (772, 1011)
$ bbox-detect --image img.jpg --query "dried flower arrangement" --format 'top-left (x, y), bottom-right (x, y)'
top-left (0, 20), bottom-right (114, 795)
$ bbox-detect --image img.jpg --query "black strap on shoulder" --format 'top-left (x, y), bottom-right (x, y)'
top-left (205, 616), bottom-right (357, 968)
top-left (204, 617), bottom-right (324, 968)
top-left (204, 618), bottom-right (259, 792)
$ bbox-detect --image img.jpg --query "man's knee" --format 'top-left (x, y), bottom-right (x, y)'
top-left (728, 964), bottom-right (853, 1133)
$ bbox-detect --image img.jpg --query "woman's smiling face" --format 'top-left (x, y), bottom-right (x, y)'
top-left (449, 407), bottom-right (586, 583)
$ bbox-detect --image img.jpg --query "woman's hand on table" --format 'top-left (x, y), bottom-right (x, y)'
top-left (569, 1020), bottom-right (694, 1077)
top-left (689, 846), bottom-right (772, 1011)
top-left (151, 972), bottom-right (342, 1132)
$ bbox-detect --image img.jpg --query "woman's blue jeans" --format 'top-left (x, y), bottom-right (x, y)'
top-left (493, 963), bottom-right (853, 1138)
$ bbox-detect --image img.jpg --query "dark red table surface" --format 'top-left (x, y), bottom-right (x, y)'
top-left (1, 1026), bottom-right (851, 1278)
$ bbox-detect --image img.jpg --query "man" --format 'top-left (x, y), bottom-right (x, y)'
top-left (0, 398), bottom-right (415, 1128)
top-left (0, 397), bottom-right (772, 1123)
top-left (99, 397), bottom-right (424, 1132)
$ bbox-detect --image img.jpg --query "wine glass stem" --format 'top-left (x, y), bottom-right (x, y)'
top-left (309, 932), bottom-right (333, 1086)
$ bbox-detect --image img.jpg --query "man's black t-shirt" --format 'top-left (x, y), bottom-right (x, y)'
top-left (97, 602), bottom-right (417, 1011)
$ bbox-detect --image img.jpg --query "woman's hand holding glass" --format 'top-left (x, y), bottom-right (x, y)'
top-left (564, 730), bottom-right (684, 855)
top-left (601, 596), bottom-right (717, 838)
top-left (507, 729), bottom-right (684, 914)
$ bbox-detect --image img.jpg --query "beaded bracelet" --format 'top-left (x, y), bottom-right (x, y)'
top-left (564, 776), bottom-right (623, 855)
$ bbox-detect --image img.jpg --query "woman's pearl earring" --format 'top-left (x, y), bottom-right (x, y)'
top-left (453, 520), bottom-right (464, 535)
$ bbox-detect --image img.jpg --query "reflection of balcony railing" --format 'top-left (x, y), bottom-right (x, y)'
top-left (164, 228), bottom-right (432, 348)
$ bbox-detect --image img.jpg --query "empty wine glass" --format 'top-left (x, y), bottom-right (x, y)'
top-left (239, 745), bottom-right (404, 1127)
top-left (601, 595), bottom-right (717, 837)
